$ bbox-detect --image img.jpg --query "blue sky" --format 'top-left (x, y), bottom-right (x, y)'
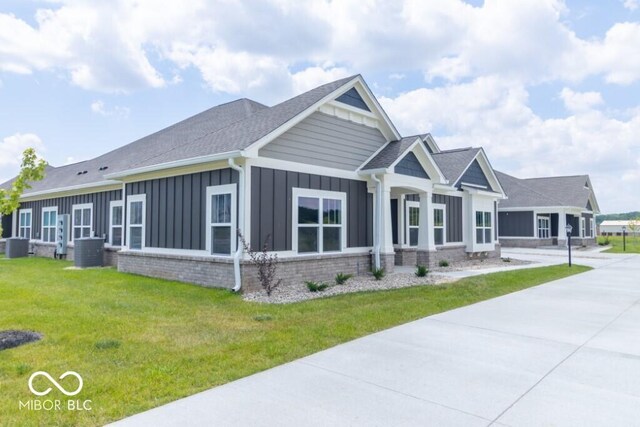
top-left (0, 0), bottom-right (639, 213)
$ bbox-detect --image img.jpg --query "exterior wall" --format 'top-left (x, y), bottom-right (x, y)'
top-left (18, 190), bottom-right (122, 241)
top-left (0, 240), bottom-right (5, 254)
top-left (250, 166), bottom-right (373, 251)
top-left (432, 194), bottom-right (463, 243)
top-left (456, 159), bottom-right (493, 191)
top-left (258, 112), bottom-right (386, 171)
top-left (336, 88), bottom-right (371, 111)
top-left (127, 168), bottom-right (239, 250)
top-left (1, 213), bottom-right (12, 238)
top-left (500, 238), bottom-right (554, 248)
top-left (498, 211), bottom-right (534, 237)
top-left (567, 215), bottom-right (580, 237)
top-left (394, 248), bottom-right (417, 266)
top-left (416, 245), bottom-right (501, 268)
top-left (396, 152), bottom-right (430, 179)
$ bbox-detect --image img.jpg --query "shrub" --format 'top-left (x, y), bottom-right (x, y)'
top-left (598, 236), bottom-right (610, 246)
top-left (239, 232), bottom-right (282, 296)
top-left (335, 272), bottom-right (353, 285)
top-left (306, 281), bottom-right (329, 292)
top-left (372, 268), bottom-right (385, 280)
top-left (415, 265), bottom-right (429, 277)
top-left (439, 260), bottom-right (449, 267)
top-left (502, 257), bottom-right (512, 263)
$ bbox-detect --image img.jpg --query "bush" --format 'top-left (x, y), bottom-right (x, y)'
top-left (502, 257), bottom-right (512, 263)
top-left (415, 265), bottom-right (429, 277)
top-left (335, 272), bottom-right (353, 285)
top-left (306, 281), bottom-right (329, 292)
top-left (439, 260), bottom-right (449, 267)
top-left (372, 268), bottom-right (385, 280)
top-left (598, 236), bottom-right (610, 246)
top-left (238, 232), bottom-right (282, 296)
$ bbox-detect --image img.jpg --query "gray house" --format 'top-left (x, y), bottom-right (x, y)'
top-left (496, 171), bottom-right (600, 247)
top-left (1, 75), bottom-right (506, 291)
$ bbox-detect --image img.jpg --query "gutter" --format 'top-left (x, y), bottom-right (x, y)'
top-left (371, 174), bottom-right (382, 270)
top-left (228, 158), bottom-right (245, 292)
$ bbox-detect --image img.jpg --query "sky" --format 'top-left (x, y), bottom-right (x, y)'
top-left (0, 0), bottom-right (639, 214)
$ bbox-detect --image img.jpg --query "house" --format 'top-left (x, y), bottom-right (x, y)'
top-left (495, 171), bottom-right (600, 247)
top-left (600, 220), bottom-right (637, 236)
top-left (0, 75), bottom-right (506, 291)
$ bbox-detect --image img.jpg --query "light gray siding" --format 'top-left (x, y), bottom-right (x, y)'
top-left (498, 211), bottom-right (534, 237)
top-left (259, 112), bottom-right (386, 170)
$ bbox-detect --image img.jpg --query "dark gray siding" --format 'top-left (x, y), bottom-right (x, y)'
top-left (582, 212), bottom-right (593, 236)
top-left (251, 167), bottom-right (373, 251)
top-left (498, 211), bottom-right (534, 237)
top-left (391, 199), bottom-right (398, 245)
top-left (396, 152), bottom-right (430, 179)
top-left (456, 160), bottom-right (493, 191)
top-left (19, 190), bottom-right (122, 241)
top-left (335, 88), bottom-right (371, 111)
top-left (127, 169), bottom-right (238, 250)
top-left (567, 215), bottom-right (580, 237)
top-left (551, 213), bottom-right (559, 237)
top-left (1, 213), bottom-right (12, 238)
top-left (586, 200), bottom-right (593, 211)
top-left (432, 194), bottom-right (463, 243)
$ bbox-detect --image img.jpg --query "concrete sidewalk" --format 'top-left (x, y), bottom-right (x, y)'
top-left (111, 253), bottom-right (640, 427)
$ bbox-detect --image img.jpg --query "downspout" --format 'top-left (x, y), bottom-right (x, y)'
top-left (371, 174), bottom-right (382, 270)
top-left (228, 158), bottom-right (244, 292)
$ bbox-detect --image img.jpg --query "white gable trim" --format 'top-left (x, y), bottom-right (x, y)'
top-left (388, 138), bottom-right (448, 184)
top-left (423, 134), bottom-right (441, 154)
top-left (456, 149), bottom-right (506, 199)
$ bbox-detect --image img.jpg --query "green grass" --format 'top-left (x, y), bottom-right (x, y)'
top-left (600, 235), bottom-right (640, 253)
top-left (0, 256), bottom-right (590, 426)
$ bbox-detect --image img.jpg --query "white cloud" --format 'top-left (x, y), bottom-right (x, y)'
top-left (90, 100), bottom-right (130, 118)
top-left (559, 88), bottom-right (604, 112)
top-left (623, 0), bottom-right (639, 10)
top-left (0, 133), bottom-right (46, 183)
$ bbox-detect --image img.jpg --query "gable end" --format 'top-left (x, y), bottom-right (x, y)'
top-left (396, 152), bottom-right (430, 179)
top-left (586, 200), bottom-right (593, 211)
top-left (335, 88), bottom-right (371, 112)
top-left (457, 159), bottom-right (493, 190)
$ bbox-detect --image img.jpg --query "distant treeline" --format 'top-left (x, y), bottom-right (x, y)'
top-left (596, 211), bottom-right (640, 225)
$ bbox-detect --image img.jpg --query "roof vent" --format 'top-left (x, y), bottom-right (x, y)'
top-left (99, 166), bottom-right (108, 171)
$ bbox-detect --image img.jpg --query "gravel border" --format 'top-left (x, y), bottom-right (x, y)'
top-left (431, 257), bottom-right (532, 272)
top-left (0, 330), bottom-right (42, 351)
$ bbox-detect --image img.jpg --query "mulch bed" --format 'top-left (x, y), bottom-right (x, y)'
top-left (0, 330), bottom-right (42, 351)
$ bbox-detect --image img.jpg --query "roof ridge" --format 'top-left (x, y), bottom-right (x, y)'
top-left (433, 147), bottom-right (477, 154)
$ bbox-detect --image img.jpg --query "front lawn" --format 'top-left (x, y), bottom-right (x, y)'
top-left (599, 235), bottom-right (640, 253)
top-left (0, 256), bottom-right (590, 426)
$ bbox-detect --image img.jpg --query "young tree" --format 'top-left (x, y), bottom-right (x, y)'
top-left (629, 218), bottom-right (640, 238)
top-left (0, 148), bottom-right (47, 236)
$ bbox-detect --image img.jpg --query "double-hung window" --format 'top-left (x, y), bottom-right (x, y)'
top-left (294, 189), bottom-right (346, 254)
top-left (475, 211), bottom-right (492, 244)
top-left (580, 217), bottom-right (586, 237)
top-left (127, 195), bottom-right (146, 250)
top-left (42, 207), bottom-right (58, 243)
top-left (18, 209), bottom-right (32, 239)
top-left (206, 184), bottom-right (236, 255)
top-left (590, 218), bottom-right (595, 238)
top-left (433, 204), bottom-right (446, 245)
top-left (406, 201), bottom-right (419, 246)
top-left (109, 201), bottom-right (124, 246)
top-left (72, 203), bottom-right (93, 240)
top-left (538, 216), bottom-right (550, 239)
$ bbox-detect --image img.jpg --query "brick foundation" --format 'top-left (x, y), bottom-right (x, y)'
top-left (394, 248), bottom-right (417, 267)
top-left (0, 240), bottom-right (5, 254)
top-left (499, 238), bottom-right (596, 248)
top-left (416, 245), bottom-right (501, 268)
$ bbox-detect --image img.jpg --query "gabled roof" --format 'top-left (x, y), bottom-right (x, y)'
top-left (496, 171), bottom-right (600, 212)
top-left (431, 147), bottom-right (481, 183)
top-left (360, 136), bottom-right (421, 170)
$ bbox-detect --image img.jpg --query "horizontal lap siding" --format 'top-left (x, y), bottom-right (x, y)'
top-left (498, 211), bottom-right (534, 237)
top-left (251, 166), bottom-right (373, 251)
top-left (258, 112), bottom-right (386, 171)
top-left (18, 190), bottom-right (122, 240)
top-left (432, 194), bottom-right (463, 243)
top-left (127, 169), bottom-right (238, 250)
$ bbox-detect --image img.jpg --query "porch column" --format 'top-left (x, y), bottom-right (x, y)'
top-left (418, 191), bottom-right (436, 251)
top-left (558, 210), bottom-right (567, 246)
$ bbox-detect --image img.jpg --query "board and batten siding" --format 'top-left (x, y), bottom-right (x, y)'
top-left (1, 213), bottom-right (12, 238)
top-left (258, 112), bottom-right (387, 170)
top-left (251, 166), bottom-right (373, 251)
top-left (18, 190), bottom-right (122, 241)
top-left (432, 194), bottom-right (464, 243)
top-left (126, 168), bottom-right (238, 250)
top-left (498, 211), bottom-right (534, 237)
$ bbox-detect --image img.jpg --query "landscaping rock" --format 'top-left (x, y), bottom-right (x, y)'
top-left (0, 330), bottom-right (42, 351)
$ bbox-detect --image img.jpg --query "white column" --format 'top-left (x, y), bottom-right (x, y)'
top-left (418, 191), bottom-right (436, 251)
top-left (557, 210), bottom-right (567, 246)
top-left (381, 187), bottom-right (395, 254)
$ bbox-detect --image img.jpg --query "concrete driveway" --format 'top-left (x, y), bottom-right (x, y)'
top-left (112, 252), bottom-right (640, 427)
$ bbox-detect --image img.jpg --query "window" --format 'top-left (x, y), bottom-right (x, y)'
top-left (433, 204), bottom-right (446, 245)
top-left (581, 217), bottom-right (586, 237)
top-left (18, 209), bottom-right (32, 239)
top-left (538, 216), bottom-right (550, 239)
top-left (406, 201), bottom-right (419, 246)
top-left (41, 207), bottom-right (57, 243)
top-left (475, 211), bottom-right (492, 244)
top-left (206, 184), bottom-right (236, 255)
top-left (590, 218), bottom-right (595, 238)
top-left (72, 203), bottom-right (93, 240)
top-left (293, 189), bottom-right (346, 254)
top-left (127, 195), bottom-right (145, 250)
top-left (109, 201), bottom-right (123, 246)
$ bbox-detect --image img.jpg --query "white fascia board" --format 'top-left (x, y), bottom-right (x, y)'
top-left (20, 181), bottom-right (122, 201)
top-left (358, 168), bottom-right (390, 176)
top-left (423, 134), bottom-right (441, 154)
top-left (104, 151), bottom-right (243, 180)
top-left (352, 77), bottom-right (402, 141)
top-left (497, 206), bottom-right (583, 212)
top-left (461, 185), bottom-right (503, 198)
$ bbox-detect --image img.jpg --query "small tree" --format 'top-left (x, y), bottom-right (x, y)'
top-left (629, 218), bottom-right (640, 238)
top-left (0, 148), bottom-right (47, 236)
top-left (238, 231), bottom-right (282, 296)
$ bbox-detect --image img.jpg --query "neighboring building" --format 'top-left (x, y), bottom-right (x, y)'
top-left (0, 75), bottom-right (508, 291)
top-left (600, 220), bottom-right (637, 236)
top-left (495, 171), bottom-right (600, 247)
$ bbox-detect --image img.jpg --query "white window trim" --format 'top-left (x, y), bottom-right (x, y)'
top-left (126, 194), bottom-right (146, 250)
top-left (433, 203), bottom-right (446, 246)
top-left (205, 184), bottom-right (237, 256)
top-left (41, 206), bottom-right (58, 243)
top-left (108, 200), bottom-right (124, 247)
top-left (405, 200), bottom-right (420, 247)
top-left (580, 217), bottom-right (586, 238)
top-left (537, 215), bottom-right (550, 239)
top-left (292, 188), bottom-right (347, 254)
top-left (475, 210), bottom-right (493, 244)
top-left (71, 203), bottom-right (93, 241)
top-left (18, 208), bottom-right (33, 240)
top-left (590, 218), bottom-right (595, 238)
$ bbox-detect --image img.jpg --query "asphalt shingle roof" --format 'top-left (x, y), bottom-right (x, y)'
top-left (360, 136), bottom-right (420, 170)
top-left (431, 147), bottom-right (481, 183)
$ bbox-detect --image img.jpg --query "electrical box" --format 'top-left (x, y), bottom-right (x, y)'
top-left (56, 214), bottom-right (69, 257)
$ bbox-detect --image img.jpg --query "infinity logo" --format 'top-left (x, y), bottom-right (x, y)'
top-left (28, 371), bottom-right (83, 397)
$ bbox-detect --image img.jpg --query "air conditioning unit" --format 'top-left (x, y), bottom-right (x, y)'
top-left (56, 214), bottom-right (69, 258)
